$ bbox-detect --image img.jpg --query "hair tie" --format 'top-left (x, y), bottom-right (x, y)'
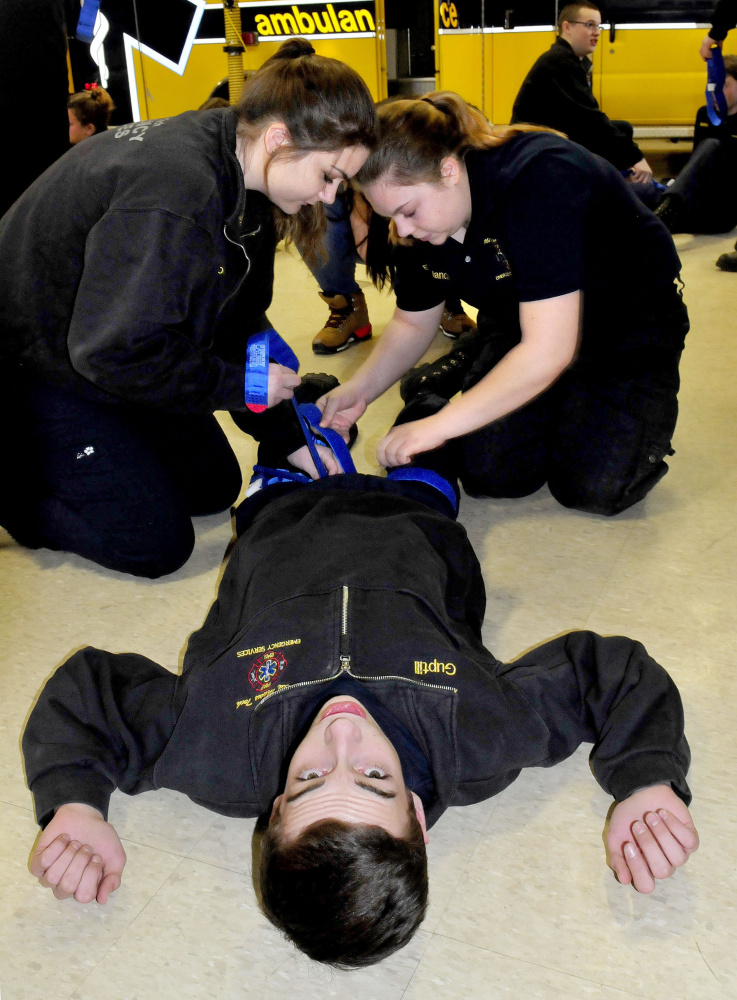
top-left (84, 82), bottom-right (98, 90)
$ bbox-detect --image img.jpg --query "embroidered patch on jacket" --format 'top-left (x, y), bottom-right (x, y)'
top-left (248, 650), bottom-right (287, 691)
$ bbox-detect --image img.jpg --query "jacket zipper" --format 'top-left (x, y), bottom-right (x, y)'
top-left (340, 585), bottom-right (457, 693)
top-left (253, 585), bottom-right (457, 714)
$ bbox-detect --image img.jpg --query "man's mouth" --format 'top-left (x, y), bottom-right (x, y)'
top-left (321, 701), bottom-right (367, 720)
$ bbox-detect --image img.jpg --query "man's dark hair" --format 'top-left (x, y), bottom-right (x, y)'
top-left (558, 3), bottom-right (601, 32)
top-left (259, 794), bottom-right (428, 967)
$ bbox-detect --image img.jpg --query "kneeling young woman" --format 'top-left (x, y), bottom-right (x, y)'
top-left (319, 93), bottom-right (689, 515)
top-left (0, 40), bottom-right (376, 576)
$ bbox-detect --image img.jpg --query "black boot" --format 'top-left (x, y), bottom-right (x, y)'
top-left (654, 193), bottom-right (687, 234)
top-left (400, 328), bottom-right (484, 402)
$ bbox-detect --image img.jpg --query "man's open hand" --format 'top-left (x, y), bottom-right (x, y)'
top-left (605, 784), bottom-right (699, 893)
top-left (29, 802), bottom-right (126, 904)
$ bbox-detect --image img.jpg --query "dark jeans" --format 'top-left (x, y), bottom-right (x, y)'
top-left (1, 378), bottom-right (242, 577)
top-left (668, 137), bottom-right (737, 233)
top-left (455, 289), bottom-right (689, 516)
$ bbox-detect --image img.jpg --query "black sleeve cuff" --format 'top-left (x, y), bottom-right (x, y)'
top-left (597, 752), bottom-right (692, 806)
top-left (31, 767), bottom-right (116, 829)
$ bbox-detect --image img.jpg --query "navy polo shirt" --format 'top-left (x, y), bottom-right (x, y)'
top-left (392, 133), bottom-right (683, 362)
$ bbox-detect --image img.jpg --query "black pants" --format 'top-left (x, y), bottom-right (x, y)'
top-left (1, 378), bottom-right (242, 577)
top-left (668, 137), bottom-right (737, 234)
top-left (454, 289), bottom-right (689, 516)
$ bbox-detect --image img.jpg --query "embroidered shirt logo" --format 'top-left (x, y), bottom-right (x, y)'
top-left (414, 659), bottom-right (456, 676)
top-left (249, 650), bottom-right (287, 691)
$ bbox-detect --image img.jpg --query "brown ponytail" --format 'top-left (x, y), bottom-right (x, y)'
top-left (67, 86), bottom-right (115, 134)
top-left (235, 38), bottom-right (378, 263)
top-left (356, 91), bottom-right (562, 188)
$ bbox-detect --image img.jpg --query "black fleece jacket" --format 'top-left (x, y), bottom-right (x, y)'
top-left (0, 108), bottom-right (275, 414)
top-left (511, 37), bottom-right (642, 171)
top-left (22, 479), bottom-right (691, 831)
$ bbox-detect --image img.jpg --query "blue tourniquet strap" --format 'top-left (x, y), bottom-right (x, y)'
top-left (249, 464), bottom-right (312, 487)
top-left (386, 467), bottom-right (458, 513)
top-left (293, 402), bottom-right (356, 479)
top-left (76, 0), bottom-right (102, 42)
top-left (707, 46), bottom-right (729, 126)
top-left (245, 328), bottom-right (300, 412)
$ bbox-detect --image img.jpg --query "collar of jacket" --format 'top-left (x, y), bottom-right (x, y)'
top-left (554, 35), bottom-right (592, 75)
top-left (220, 107), bottom-right (267, 241)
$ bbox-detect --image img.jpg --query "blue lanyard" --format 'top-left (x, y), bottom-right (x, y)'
top-left (706, 46), bottom-right (729, 126)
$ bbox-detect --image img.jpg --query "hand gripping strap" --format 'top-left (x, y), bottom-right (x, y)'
top-left (386, 466), bottom-right (458, 514)
top-left (245, 328), bottom-right (300, 413)
top-left (293, 402), bottom-right (356, 479)
top-left (707, 46), bottom-right (729, 126)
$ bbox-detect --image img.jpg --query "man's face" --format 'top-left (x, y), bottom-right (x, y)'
top-left (271, 696), bottom-right (429, 842)
top-left (724, 74), bottom-right (737, 114)
top-left (561, 7), bottom-right (601, 57)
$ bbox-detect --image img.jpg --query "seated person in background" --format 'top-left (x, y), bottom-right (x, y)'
top-left (511, 3), bottom-right (659, 206)
top-left (303, 184), bottom-right (476, 355)
top-left (655, 54), bottom-right (737, 238)
top-left (67, 85), bottom-right (114, 145)
top-left (23, 407), bottom-right (698, 967)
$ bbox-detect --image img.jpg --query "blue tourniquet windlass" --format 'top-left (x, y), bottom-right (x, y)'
top-left (707, 46), bottom-right (729, 126)
top-left (245, 328), bottom-right (300, 413)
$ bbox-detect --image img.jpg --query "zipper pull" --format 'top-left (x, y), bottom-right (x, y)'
top-left (340, 654), bottom-right (351, 671)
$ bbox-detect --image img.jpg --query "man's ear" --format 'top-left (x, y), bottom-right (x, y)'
top-left (263, 121), bottom-right (292, 155)
top-left (410, 791), bottom-right (430, 845)
top-left (439, 156), bottom-right (462, 188)
top-left (269, 794), bottom-right (283, 824)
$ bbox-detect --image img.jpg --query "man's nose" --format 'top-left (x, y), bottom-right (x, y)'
top-left (324, 717), bottom-right (362, 749)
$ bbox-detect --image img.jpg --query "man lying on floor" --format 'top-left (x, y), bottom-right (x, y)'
top-left (22, 398), bottom-right (699, 968)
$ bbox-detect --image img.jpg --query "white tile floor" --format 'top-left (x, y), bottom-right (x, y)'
top-left (1, 231), bottom-right (736, 1000)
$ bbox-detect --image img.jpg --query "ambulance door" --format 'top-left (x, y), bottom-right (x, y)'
top-left (436, 0), bottom-right (486, 114)
top-left (487, 1), bottom-right (557, 125)
top-left (598, 4), bottom-right (711, 125)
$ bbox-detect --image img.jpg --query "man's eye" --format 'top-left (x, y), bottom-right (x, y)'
top-left (363, 767), bottom-right (388, 779)
top-left (297, 769), bottom-right (325, 780)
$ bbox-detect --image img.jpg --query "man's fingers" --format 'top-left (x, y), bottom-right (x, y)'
top-left (29, 833), bottom-right (70, 877)
top-left (608, 851), bottom-right (633, 886)
top-left (73, 853), bottom-right (104, 903)
top-left (39, 838), bottom-right (83, 890)
top-left (654, 808), bottom-right (700, 855)
top-left (97, 870), bottom-right (122, 904)
top-left (622, 840), bottom-right (655, 893)
top-left (631, 820), bottom-right (674, 881)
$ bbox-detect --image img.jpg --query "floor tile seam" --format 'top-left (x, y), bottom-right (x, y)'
top-left (397, 929), bottom-right (438, 1000)
top-left (425, 802), bottom-right (503, 929)
top-left (420, 929), bottom-right (660, 999)
top-left (72, 852), bottom-right (192, 992)
top-left (181, 849), bottom-right (252, 878)
top-left (581, 527), bottom-right (637, 632)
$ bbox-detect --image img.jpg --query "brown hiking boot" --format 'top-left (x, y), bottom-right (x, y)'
top-left (312, 291), bottom-right (372, 355)
top-left (440, 306), bottom-right (477, 340)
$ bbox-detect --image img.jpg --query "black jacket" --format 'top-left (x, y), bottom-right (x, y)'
top-left (511, 37), bottom-right (642, 171)
top-left (0, 108), bottom-right (275, 414)
top-left (710, 0), bottom-right (737, 40)
top-left (22, 479), bottom-right (692, 831)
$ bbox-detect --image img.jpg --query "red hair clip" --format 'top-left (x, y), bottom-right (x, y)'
top-left (84, 82), bottom-right (98, 90)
